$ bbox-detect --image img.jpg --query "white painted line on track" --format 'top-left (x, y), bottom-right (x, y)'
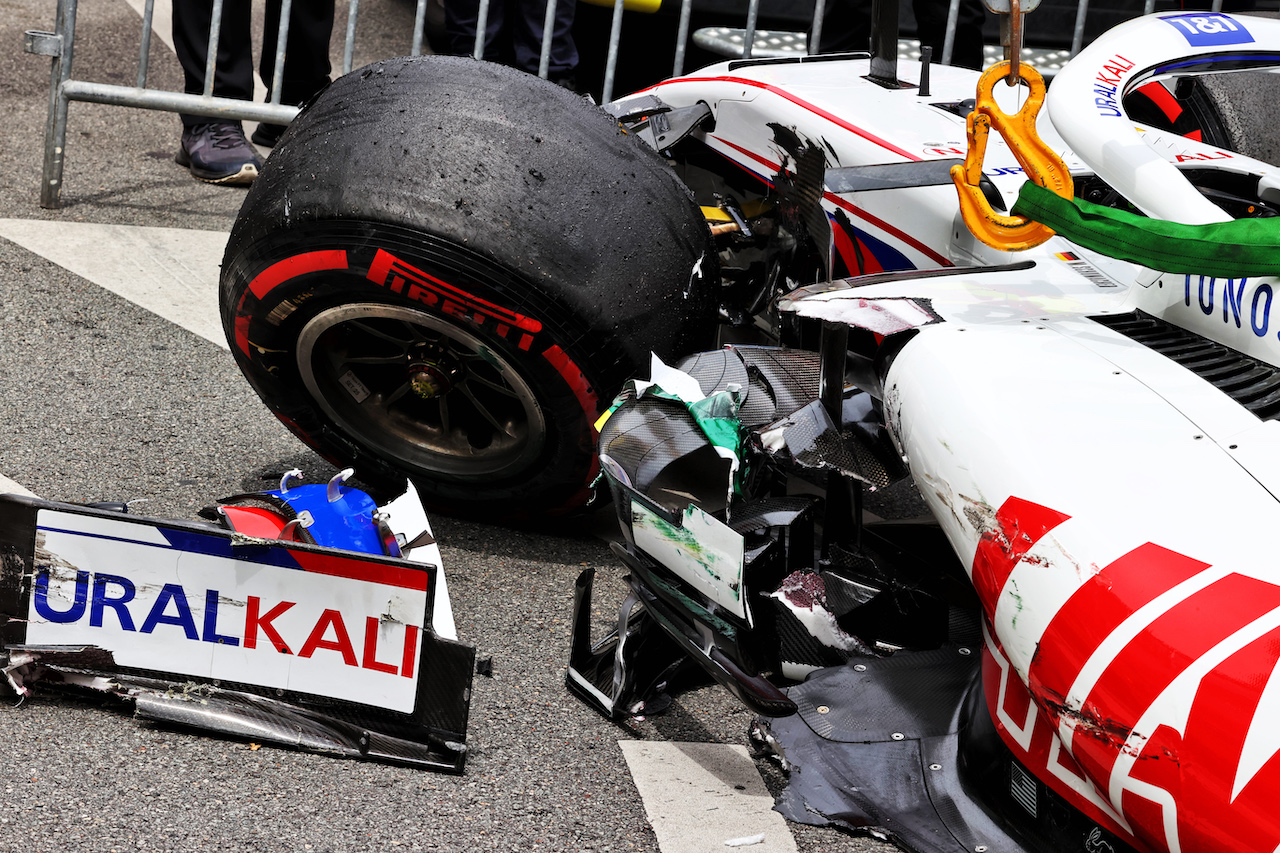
top-left (0, 220), bottom-right (230, 349)
top-left (619, 741), bottom-right (798, 853)
top-left (0, 476), bottom-right (37, 498)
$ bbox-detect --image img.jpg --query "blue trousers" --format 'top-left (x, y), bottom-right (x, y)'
top-left (445, 0), bottom-right (578, 79)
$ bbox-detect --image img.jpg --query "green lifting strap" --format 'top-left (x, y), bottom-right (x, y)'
top-left (1011, 182), bottom-right (1280, 277)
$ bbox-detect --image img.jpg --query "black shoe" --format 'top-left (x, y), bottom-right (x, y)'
top-left (250, 122), bottom-right (287, 148)
top-left (176, 122), bottom-right (263, 185)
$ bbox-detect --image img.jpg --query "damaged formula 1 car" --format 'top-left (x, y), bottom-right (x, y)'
top-left (0, 472), bottom-right (474, 771)
top-left (218, 0), bottom-right (1280, 521)
top-left (565, 11), bottom-right (1280, 853)
top-left (210, 0), bottom-right (1280, 839)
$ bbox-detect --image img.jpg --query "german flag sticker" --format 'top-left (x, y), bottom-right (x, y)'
top-left (1055, 251), bottom-right (1080, 261)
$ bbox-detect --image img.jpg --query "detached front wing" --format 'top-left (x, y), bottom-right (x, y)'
top-left (0, 494), bottom-right (474, 772)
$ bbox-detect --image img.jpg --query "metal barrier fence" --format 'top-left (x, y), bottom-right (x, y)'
top-left (20, 0), bottom-right (1237, 208)
top-left (25, 0), bottom-right (437, 209)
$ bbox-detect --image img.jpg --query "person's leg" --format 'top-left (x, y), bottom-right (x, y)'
top-left (444, 0), bottom-right (506, 61)
top-left (511, 0), bottom-right (578, 84)
top-left (260, 0), bottom-right (335, 106)
top-left (172, 0), bottom-right (255, 127)
top-left (171, 0), bottom-right (262, 183)
top-left (254, 0), bottom-right (336, 146)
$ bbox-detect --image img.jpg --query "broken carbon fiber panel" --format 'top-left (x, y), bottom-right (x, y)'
top-left (755, 646), bottom-right (1137, 852)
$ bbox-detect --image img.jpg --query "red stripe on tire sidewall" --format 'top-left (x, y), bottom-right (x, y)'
top-left (237, 250), bottom-right (351, 356)
top-left (249, 250), bottom-right (350, 299)
top-left (541, 343), bottom-right (602, 511)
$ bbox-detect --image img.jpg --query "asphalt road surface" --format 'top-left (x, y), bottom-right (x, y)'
top-left (0, 1), bottom-right (902, 851)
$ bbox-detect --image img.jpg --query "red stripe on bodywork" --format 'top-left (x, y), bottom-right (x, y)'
top-left (647, 76), bottom-right (922, 161)
top-left (249, 250), bottom-right (349, 299)
top-left (971, 496), bottom-right (1071, 620)
top-left (824, 192), bottom-right (952, 267)
top-left (289, 550), bottom-right (431, 592)
top-left (1029, 542), bottom-right (1211, 717)
top-left (980, 644), bottom-right (1142, 848)
top-left (714, 139), bottom-right (779, 190)
top-left (1152, 624), bottom-right (1280, 853)
top-left (1136, 81), bottom-right (1183, 124)
top-left (1068, 572), bottom-right (1280, 787)
top-left (832, 221), bottom-right (883, 276)
top-left (712, 137), bottom-right (952, 268)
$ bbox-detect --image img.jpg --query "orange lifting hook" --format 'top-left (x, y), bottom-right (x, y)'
top-left (949, 61), bottom-right (1074, 251)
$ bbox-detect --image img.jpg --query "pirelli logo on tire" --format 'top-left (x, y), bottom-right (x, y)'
top-left (366, 249), bottom-right (543, 351)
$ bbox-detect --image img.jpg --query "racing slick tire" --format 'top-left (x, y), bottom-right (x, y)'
top-left (220, 55), bottom-right (717, 520)
top-left (1182, 71), bottom-right (1280, 166)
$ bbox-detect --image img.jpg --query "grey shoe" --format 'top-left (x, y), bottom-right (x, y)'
top-left (176, 122), bottom-right (263, 185)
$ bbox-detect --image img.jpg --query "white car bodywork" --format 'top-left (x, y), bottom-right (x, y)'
top-left (608, 12), bottom-right (1280, 853)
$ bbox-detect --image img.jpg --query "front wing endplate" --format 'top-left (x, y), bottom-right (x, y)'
top-left (0, 494), bottom-right (473, 772)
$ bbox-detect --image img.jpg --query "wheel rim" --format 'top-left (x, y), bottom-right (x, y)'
top-left (296, 303), bottom-right (546, 479)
